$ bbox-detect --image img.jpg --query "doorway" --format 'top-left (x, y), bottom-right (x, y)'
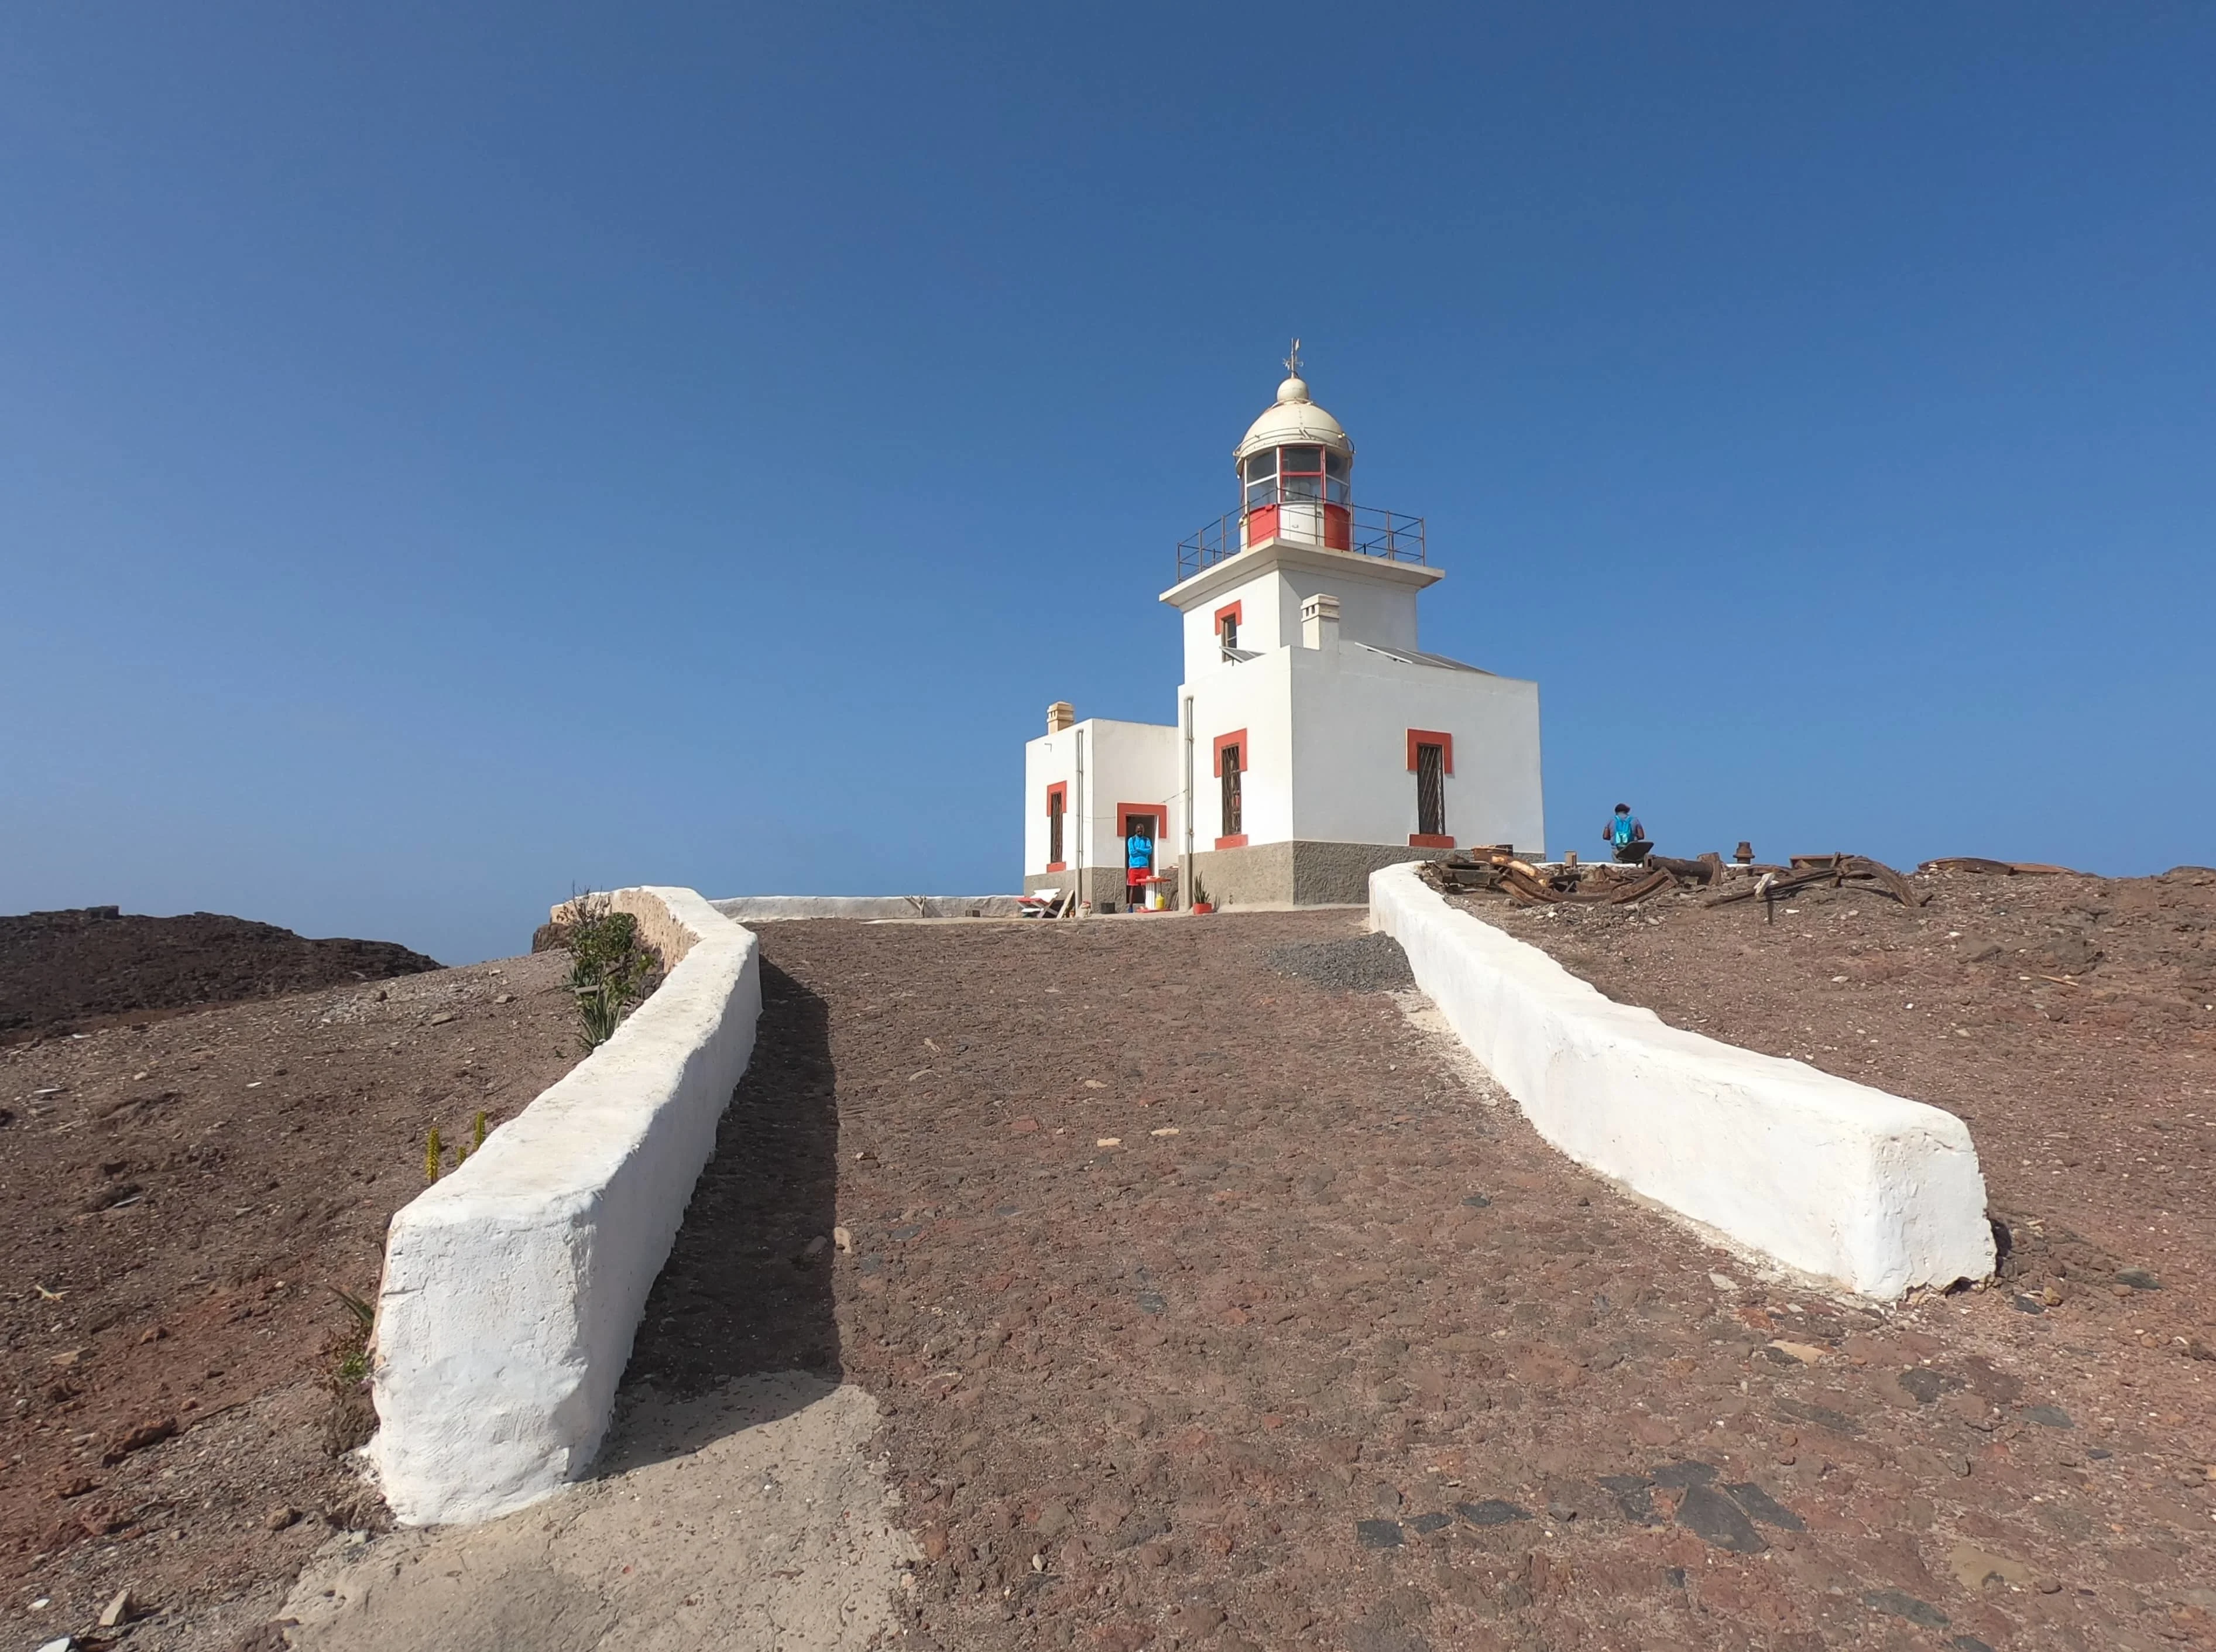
top-left (1123, 812), bottom-right (1155, 911)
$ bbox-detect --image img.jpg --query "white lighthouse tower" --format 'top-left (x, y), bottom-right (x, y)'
top-left (1024, 350), bottom-right (1545, 910)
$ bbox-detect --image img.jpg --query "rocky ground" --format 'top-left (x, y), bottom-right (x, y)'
top-left (0, 950), bottom-right (586, 1650)
top-left (1470, 861), bottom-right (2216, 1365)
top-left (1, 908), bottom-right (441, 1044)
top-left (17, 884), bottom-right (2216, 1650)
top-left (616, 910), bottom-right (2216, 1652)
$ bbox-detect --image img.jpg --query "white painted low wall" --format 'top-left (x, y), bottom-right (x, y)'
top-left (710, 894), bottom-right (1024, 921)
top-left (368, 886), bottom-right (762, 1526)
top-left (1369, 862), bottom-right (1994, 1297)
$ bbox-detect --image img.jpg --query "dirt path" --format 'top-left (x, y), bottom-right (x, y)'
top-left (282, 1374), bottom-right (913, 1652)
top-left (617, 911), bottom-right (2216, 1652)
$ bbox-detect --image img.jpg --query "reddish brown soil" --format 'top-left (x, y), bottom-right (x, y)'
top-left (1471, 863), bottom-right (2216, 1348)
top-left (0, 950), bottom-right (584, 1650)
top-left (629, 911), bottom-right (2216, 1652)
top-left (0, 907), bottom-right (441, 1044)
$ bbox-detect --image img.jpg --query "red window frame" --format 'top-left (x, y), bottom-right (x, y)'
top-left (1212, 730), bottom-right (1248, 849)
top-left (1045, 781), bottom-right (1068, 872)
top-left (1212, 729), bottom-right (1250, 777)
top-left (1406, 730), bottom-right (1453, 848)
top-left (1404, 729), bottom-right (1455, 775)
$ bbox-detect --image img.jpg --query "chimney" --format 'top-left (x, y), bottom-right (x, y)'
top-left (1047, 701), bottom-right (1075, 734)
top-left (1300, 592), bottom-right (1340, 650)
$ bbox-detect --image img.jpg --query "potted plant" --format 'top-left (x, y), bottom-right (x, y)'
top-left (1189, 873), bottom-right (1214, 915)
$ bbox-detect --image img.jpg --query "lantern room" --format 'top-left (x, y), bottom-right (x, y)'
top-left (1235, 343), bottom-right (1354, 553)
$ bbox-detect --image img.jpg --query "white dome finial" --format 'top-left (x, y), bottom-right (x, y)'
top-left (1235, 340), bottom-right (1352, 465)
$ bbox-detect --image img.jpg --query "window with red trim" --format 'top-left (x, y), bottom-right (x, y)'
top-left (1215, 601), bottom-right (1242, 651)
top-left (1045, 783), bottom-right (1067, 870)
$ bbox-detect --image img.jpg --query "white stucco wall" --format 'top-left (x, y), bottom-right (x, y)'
top-left (368, 887), bottom-right (762, 1526)
top-left (1288, 639), bottom-right (1544, 856)
top-left (1024, 717), bottom-right (1181, 878)
top-left (1184, 649), bottom-right (1296, 847)
top-left (1370, 863), bottom-right (1995, 1297)
top-left (1171, 554), bottom-right (1428, 682)
top-left (1267, 567), bottom-right (1421, 659)
top-left (1178, 565), bottom-right (1287, 676)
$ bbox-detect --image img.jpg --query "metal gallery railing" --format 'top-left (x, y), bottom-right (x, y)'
top-left (1175, 501), bottom-right (1427, 584)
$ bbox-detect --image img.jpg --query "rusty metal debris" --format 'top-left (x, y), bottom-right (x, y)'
top-left (1706, 852), bottom-right (1926, 909)
top-left (1425, 849), bottom-right (1689, 908)
top-left (1426, 846), bottom-right (1934, 913)
top-left (1920, 857), bottom-right (2078, 876)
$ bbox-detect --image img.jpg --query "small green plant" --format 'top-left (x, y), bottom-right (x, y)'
top-left (472, 1109), bottom-right (488, 1152)
top-left (423, 1125), bottom-right (443, 1183)
top-left (562, 891), bottom-right (660, 1046)
top-left (331, 1287), bottom-right (374, 1380)
top-left (323, 1286), bottom-right (378, 1456)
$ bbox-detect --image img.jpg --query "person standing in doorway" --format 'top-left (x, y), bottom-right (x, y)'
top-left (1603, 803), bottom-right (1649, 863)
top-left (1125, 817), bottom-right (1155, 909)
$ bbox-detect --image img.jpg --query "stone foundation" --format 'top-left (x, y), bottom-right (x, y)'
top-left (1185, 841), bottom-right (1457, 908)
top-left (1024, 867), bottom-right (1149, 912)
top-left (1027, 842), bottom-right (1466, 910)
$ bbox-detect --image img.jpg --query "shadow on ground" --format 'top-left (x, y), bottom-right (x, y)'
top-left (613, 959), bottom-right (842, 1464)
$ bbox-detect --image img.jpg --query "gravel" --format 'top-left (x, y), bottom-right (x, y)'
top-left (1264, 930), bottom-right (1414, 993)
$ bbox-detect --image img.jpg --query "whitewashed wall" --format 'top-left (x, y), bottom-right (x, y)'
top-left (1169, 550), bottom-right (1430, 682)
top-left (1288, 640), bottom-right (1545, 856)
top-left (1023, 717), bottom-right (1181, 879)
top-left (1186, 649), bottom-right (1297, 848)
top-left (368, 887), bottom-right (761, 1526)
top-left (1371, 863), bottom-right (1995, 1297)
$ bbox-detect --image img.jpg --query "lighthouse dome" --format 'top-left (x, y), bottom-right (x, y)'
top-left (1235, 372), bottom-right (1353, 467)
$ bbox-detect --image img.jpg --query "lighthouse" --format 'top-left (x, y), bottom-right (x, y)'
top-left (1024, 350), bottom-right (1545, 910)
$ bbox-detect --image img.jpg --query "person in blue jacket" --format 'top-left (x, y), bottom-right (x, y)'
top-left (1125, 820), bottom-right (1155, 908)
top-left (1603, 803), bottom-right (1649, 863)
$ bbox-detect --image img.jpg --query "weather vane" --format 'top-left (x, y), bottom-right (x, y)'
top-left (1284, 337), bottom-right (1303, 378)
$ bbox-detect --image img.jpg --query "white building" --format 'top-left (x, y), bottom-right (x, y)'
top-left (1024, 360), bottom-right (1545, 910)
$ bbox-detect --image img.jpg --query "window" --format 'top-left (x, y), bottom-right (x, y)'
top-left (1047, 785), bottom-right (1065, 868)
top-left (1243, 450), bottom-right (1278, 510)
top-left (1415, 743), bottom-right (1446, 838)
top-left (1219, 611), bottom-right (1238, 650)
top-left (1219, 743), bottom-right (1242, 837)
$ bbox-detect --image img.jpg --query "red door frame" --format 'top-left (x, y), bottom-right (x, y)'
top-left (1117, 803), bottom-right (1168, 893)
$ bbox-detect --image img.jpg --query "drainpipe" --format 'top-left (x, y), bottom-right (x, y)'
top-left (1182, 694), bottom-right (1195, 903)
top-left (1073, 725), bottom-right (1086, 918)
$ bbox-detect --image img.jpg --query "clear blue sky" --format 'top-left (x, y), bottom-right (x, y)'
top-left (4, 5), bottom-right (2211, 963)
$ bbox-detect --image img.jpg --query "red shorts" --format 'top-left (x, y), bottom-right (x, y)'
top-left (1127, 867), bottom-right (1150, 887)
